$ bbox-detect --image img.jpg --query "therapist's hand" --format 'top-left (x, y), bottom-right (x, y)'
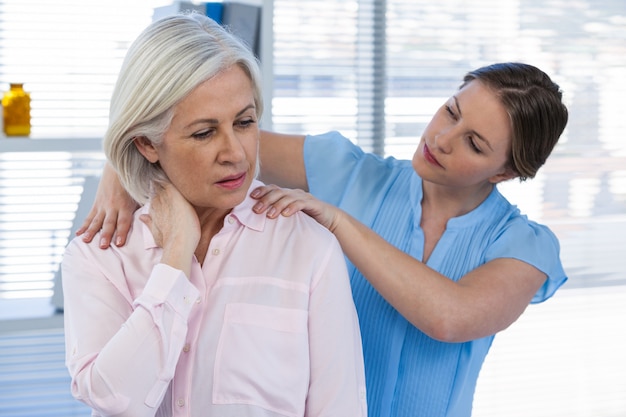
top-left (251, 185), bottom-right (340, 232)
top-left (77, 162), bottom-right (138, 248)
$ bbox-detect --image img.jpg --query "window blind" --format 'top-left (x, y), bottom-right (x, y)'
top-left (272, 0), bottom-right (626, 162)
top-left (0, 0), bottom-right (164, 138)
top-left (0, 140), bottom-right (104, 301)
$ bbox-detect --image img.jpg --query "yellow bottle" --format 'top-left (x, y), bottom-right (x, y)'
top-left (2, 83), bottom-right (31, 136)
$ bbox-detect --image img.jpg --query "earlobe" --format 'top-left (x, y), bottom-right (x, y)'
top-left (133, 136), bottom-right (159, 163)
top-left (489, 167), bottom-right (517, 184)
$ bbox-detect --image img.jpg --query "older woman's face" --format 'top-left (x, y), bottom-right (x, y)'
top-left (144, 65), bottom-right (259, 212)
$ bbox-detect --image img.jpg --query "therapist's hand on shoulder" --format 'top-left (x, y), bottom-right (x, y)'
top-left (77, 162), bottom-right (138, 248)
top-left (251, 184), bottom-right (341, 232)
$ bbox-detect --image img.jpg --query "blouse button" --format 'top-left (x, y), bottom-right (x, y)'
top-left (228, 216), bottom-right (235, 224)
top-left (183, 343), bottom-right (190, 353)
top-left (177, 398), bottom-right (185, 407)
top-left (212, 248), bottom-right (220, 256)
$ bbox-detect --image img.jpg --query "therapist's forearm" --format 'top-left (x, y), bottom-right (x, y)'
top-left (329, 208), bottom-right (463, 337)
top-left (259, 130), bottom-right (309, 190)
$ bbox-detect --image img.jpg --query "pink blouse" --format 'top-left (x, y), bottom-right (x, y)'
top-left (62, 181), bottom-right (367, 417)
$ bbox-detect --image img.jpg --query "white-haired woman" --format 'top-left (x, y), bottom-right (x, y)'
top-left (61, 14), bottom-right (366, 417)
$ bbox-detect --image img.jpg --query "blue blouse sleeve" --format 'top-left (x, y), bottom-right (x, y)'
top-left (303, 131), bottom-right (365, 205)
top-left (486, 218), bottom-right (568, 303)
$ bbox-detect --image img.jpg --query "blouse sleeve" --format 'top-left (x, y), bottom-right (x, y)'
top-left (62, 239), bottom-right (199, 417)
top-left (485, 218), bottom-right (568, 303)
top-left (305, 234), bottom-right (368, 416)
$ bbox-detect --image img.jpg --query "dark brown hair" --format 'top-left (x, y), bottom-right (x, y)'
top-left (463, 62), bottom-right (568, 181)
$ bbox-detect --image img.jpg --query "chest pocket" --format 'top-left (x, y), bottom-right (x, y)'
top-left (213, 303), bottom-right (309, 417)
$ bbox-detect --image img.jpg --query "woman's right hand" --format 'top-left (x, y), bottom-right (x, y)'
top-left (140, 182), bottom-right (200, 278)
top-left (77, 162), bottom-right (139, 248)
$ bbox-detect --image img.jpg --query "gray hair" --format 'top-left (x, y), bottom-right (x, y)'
top-left (103, 13), bottom-right (263, 204)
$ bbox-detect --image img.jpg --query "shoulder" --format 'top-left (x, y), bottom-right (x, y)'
top-left (490, 191), bottom-right (559, 245)
top-left (304, 131), bottom-right (364, 168)
top-left (239, 184), bottom-right (340, 252)
top-left (483, 195), bottom-right (567, 301)
top-left (304, 130), bottom-right (410, 171)
top-left (256, 208), bottom-right (344, 266)
top-left (62, 209), bottom-right (150, 273)
top-left (304, 130), bottom-right (413, 206)
top-left (275, 209), bottom-right (340, 246)
top-left (474, 190), bottom-right (563, 271)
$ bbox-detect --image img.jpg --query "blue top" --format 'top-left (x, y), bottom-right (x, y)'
top-left (303, 131), bottom-right (567, 417)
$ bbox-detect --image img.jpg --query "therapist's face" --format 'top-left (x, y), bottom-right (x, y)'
top-left (137, 64), bottom-right (259, 213)
top-left (412, 79), bottom-right (515, 189)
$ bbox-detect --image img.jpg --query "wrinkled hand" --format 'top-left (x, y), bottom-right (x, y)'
top-left (139, 182), bottom-right (200, 277)
top-left (250, 185), bottom-right (340, 232)
top-left (139, 182), bottom-right (200, 252)
top-left (77, 163), bottom-right (138, 248)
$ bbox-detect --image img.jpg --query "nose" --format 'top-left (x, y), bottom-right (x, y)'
top-left (433, 126), bottom-right (456, 154)
top-left (217, 129), bottom-right (246, 164)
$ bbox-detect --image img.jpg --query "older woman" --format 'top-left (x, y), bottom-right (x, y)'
top-left (61, 14), bottom-right (366, 417)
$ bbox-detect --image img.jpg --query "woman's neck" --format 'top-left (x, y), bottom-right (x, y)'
top-left (421, 180), bottom-right (494, 220)
top-left (194, 207), bottom-right (232, 265)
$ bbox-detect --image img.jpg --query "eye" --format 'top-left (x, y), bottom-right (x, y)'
top-left (191, 129), bottom-right (214, 140)
top-left (468, 136), bottom-right (481, 153)
top-left (445, 105), bottom-right (458, 120)
top-left (236, 118), bottom-right (257, 129)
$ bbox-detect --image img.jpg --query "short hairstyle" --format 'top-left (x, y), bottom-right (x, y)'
top-left (104, 13), bottom-right (263, 204)
top-left (462, 62), bottom-right (568, 181)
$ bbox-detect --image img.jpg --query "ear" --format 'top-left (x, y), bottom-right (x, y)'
top-left (489, 167), bottom-right (517, 184)
top-left (133, 136), bottom-right (159, 163)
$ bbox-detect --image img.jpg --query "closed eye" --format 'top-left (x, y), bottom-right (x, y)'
top-left (468, 136), bottom-right (481, 153)
top-left (445, 105), bottom-right (458, 120)
top-left (191, 129), bottom-right (214, 140)
top-left (236, 118), bottom-right (257, 129)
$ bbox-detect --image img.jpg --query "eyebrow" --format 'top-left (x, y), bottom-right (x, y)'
top-left (453, 95), bottom-right (494, 152)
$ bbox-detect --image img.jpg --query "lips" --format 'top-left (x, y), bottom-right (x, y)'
top-left (423, 143), bottom-right (442, 168)
top-left (216, 172), bottom-right (247, 190)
